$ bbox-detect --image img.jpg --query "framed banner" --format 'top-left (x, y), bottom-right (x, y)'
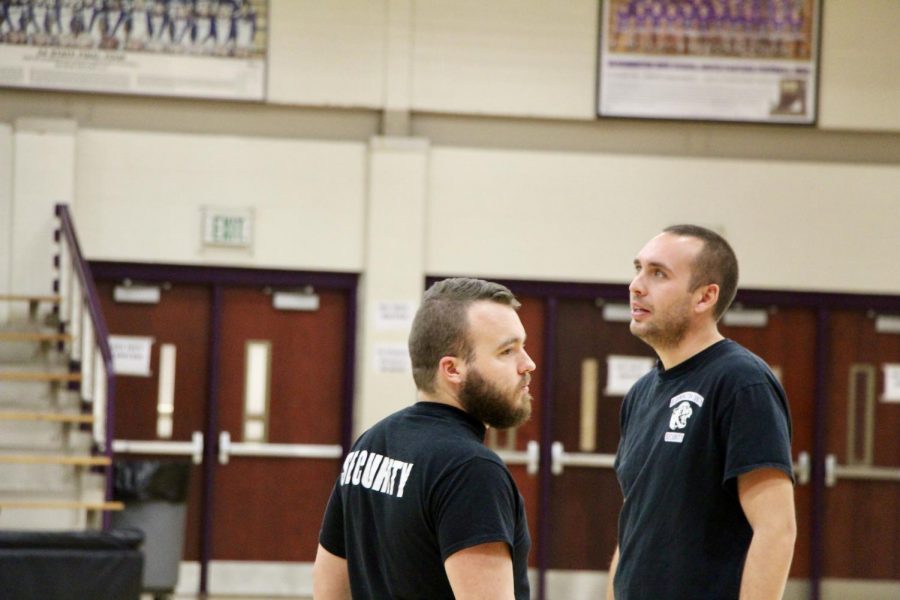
top-left (0, 0), bottom-right (267, 101)
top-left (597, 0), bottom-right (820, 123)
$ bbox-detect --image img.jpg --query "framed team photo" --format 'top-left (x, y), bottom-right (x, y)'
top-left (597, 0), bottom-right (821, 123)
top-left (0, 0), bottom-right (268, 101)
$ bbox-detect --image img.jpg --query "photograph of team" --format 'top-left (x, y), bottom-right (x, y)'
top-left (608, 0), bottom-right (815, 60)
top-left (0, 0), bottom-right (265, 58)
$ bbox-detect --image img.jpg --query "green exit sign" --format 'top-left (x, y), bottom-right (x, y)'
top-left (203, 207), bottom-right (253, 248)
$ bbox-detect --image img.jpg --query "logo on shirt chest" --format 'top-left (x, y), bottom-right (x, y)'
top-left (664, 391), bottom-right (704, 443)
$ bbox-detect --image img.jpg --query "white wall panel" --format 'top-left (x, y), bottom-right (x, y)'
top-left (0, 124), bottom-right (12, 310)
top-left (11, 120), bottom-right (76, 297)
top-left (819, 0), bottom-right (900, 132)
top-left (412, 0), bottom-right (598, 119)
top-left (74, 129), bottom-right (367, 271)
top-left (356, 137), bottom-right (429, 432)
top-left (267, 0), bottom-right (386, 108)
top-left (427, 147), bottom-right (900, 294)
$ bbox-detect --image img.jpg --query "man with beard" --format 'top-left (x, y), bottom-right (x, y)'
top-left (606, 225), bottom-right (796, 600)
top-left (314, 278), bottom-right (534, 599)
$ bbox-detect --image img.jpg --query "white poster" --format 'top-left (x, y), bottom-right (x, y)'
top-left (882, 364), bottom-right (900, 403)
top-left (374, 343), bottom-right (412, 374)
top-left (374, 301), bottom-right (416, 332)
top-left (0, 0), bottom-right (267, 101)
top-left (598, 0), bottom-right (820, 123)
top-left (109, 334), bottom-right (154, 377)
top-left (605, 354), bottom-right (655, 395)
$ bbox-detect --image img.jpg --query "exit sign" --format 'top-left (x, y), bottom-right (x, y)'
top-left (203, 207), bottom-right (253, 248)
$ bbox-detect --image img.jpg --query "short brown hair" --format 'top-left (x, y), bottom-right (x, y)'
top-left (663, 224), bottom-right (739, 321)
top-left (409, 278), bottom-right (521, 392)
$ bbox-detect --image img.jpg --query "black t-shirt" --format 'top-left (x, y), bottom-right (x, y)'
top-left (613, 339), bottom-right (793, 600)
top-left (319, 401), bottom-right (531, 600)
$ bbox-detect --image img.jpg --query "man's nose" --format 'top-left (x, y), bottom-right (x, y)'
top-left (629, 272), bottom-right (646, 297)
top-left (521, 351), bottom-right (536, 373)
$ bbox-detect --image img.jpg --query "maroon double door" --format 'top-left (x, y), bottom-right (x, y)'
top-left (496, 287), bottom-right (899, 599)
top-left (94, 265), bottom-right (355, 594)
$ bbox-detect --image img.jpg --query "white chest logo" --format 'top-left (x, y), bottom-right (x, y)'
top-left (664, 391), bottom-right (704, 443)
top-left (669, 402), bottom-right (693, 429)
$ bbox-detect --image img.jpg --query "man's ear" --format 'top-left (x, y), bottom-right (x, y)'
top-left (694, 283), bottom-right (720, 317)
top-left (437, 355), bottom-right (465, 386)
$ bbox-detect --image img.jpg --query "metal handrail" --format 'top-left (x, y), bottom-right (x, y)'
top-left (55, 203), bottom-right (117, 527)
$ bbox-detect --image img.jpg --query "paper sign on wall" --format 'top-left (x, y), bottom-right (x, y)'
top-left (109, 335), bottom-right (154, 377)
top-left (605, 355), bottom-right (655, 396)
top-left (883, 364), bottom-right (900, 403)
top-left (375, 301), bottom-right (416, 331)
top-left (374, 343), bottom-right (412, 374)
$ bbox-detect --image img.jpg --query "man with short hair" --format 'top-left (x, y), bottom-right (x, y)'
top-left (314, 277), bottom-right (535, 599)
top-left (607, 225), bottom-right (796, 600)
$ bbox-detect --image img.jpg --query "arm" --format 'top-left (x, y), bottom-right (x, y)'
top-left (738, 467), bottom-right (796, 600)
top-left (606, 544), bottom-right (619, 600)
top-left (444, 541), bottom-right (514, 600)
top-left (312, 543), bottom-right (350, 600)
top-left (606, 545), bottom-right (620, 600)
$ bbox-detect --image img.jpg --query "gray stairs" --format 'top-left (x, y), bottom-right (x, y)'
top-left (0, 296), bottom-right (121, 530)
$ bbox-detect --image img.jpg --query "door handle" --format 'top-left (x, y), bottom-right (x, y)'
top-left (217, 430), bottom-right (343, 465)
top-left (218, 430), bottom-right (231, 465)
top-left (793, 451), bottom-right (810, 485)
top-left (825, 453), bottom-right (900, 487)
top-left (112, 430), bottom-right (204, 465)
top-left (551, 441), bottom-right (616, 475)
top-left (495, 440), bottom-right (540, 475)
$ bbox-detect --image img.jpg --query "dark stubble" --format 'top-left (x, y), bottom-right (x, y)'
top-left (631, 295), bottom-right (693, 351)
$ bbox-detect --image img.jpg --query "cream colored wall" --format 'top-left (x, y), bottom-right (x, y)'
top-left (819, 0), bottom-right (900, 132)
top-left (74, 129), bottom-right (367, 272)
top-left (426, 147), bottom-right (900, 294)
top-left (0, 1), bottom-right (897, 132)
top-left (0, 124), bottom-right (12, 322)
top-left (262, 0), bottom-right (900, 131)
top-left (266, 0), bottom-right (385, 108)
top-left (10, 120), bottom-right (77, 301)
top-left (356, 137), bottom-right (430, 432)
top-left (411, 0), bottom-right (598, 119)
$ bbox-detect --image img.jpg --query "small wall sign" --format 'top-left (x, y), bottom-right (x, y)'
top-left (203, 206), bottom-right (254, 248)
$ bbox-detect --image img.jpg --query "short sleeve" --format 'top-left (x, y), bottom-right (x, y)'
top-left (721, 382), bottom-right (794, 485)
top-left (431, 458), bottom-right (518, 561)
top-left (318, 482), bottom-right (346, 558)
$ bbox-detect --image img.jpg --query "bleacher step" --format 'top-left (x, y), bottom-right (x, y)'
top-left (0, 500), bottom-right (123, 511)
top-left (0, 410), bottom-right (93, 424)
top-left (0, 295), bottom-right (61, 304)
top-left (0, 454), bottom-right (110, 467)
top-left (0, 331), bottom-right (72, 343)
top-left (0, 371), bottom-right (81, 383)
top-left (0, 294), bottom-right (62, 324)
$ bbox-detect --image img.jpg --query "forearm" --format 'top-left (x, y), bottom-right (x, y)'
top-left (739, 527), bottom-right (795, 600)
top-left (606, 546), bottom-right (620, 600)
